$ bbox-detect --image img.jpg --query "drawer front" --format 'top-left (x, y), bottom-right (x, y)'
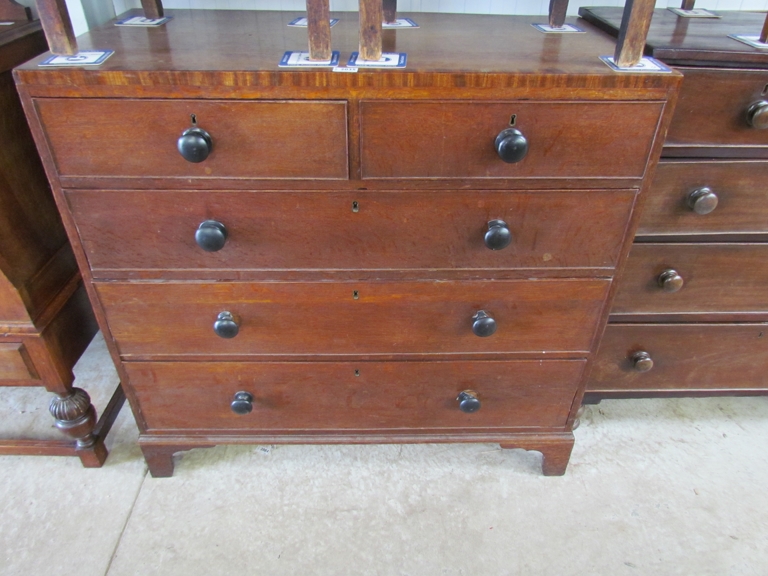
top-left (68, 189), bottom-right (635, 276)
top-left (360, 101), bottom-right (663, 179)
top-left (0, 343), bottom-right (38, 382)
top-left (127, 359), bottom-right (585, 431)
top-left (638, 160), bottom-right (768, 236)
top-left (666, 68), bottom-right (768, 152)
top-left (613, 244), bottom-right (768, 315)
top-left (96, 279), bottom-right (610, 357)
top-left (35, 99), bottom-right (348, 179)
top-left (587, 324), bottom-right (768, 393)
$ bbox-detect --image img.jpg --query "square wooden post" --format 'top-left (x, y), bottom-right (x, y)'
top-left (383, 0), bottom-right (396, 25)
top-left (359, 0), bottom-right (382, 61)
top-left (548, 0), bottom-right (568, 29)
top-left (35, 0), bottom-right (77, 56)
top-left (306, 0), bottom-right (331, 61)
top-left (614, 0), bottom-right (655, 68)
top-left (140, 0), bottom-right (164, 19)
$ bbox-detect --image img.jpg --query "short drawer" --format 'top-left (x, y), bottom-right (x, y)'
top-left (587, 324), bottom-right (768, 394)
top-left (360, 101), bottom-right (663, 179)
top-left (35, 99), bottom-right (348, 179)
top-left (612, 244), bottom-right (768, 316)
top-left (665, 68), bottom-right (768, 155)
top-left (96, 279), bottom-right (610, 357)
top-left (0, 343), bottom-right (39, 383)
top-left (638, 160), bottom-right (768, 237)
top-left (67, 189), bottom-right (636, 276)
top-left (126, 359), bottom-right (585, 431)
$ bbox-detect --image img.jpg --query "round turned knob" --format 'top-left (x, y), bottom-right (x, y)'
top-left (746, 100), bottom-right (768, 129)
top-left (177, 127), bottom-right (212, 163)
top-left (230, 391), bottom-right (253, 415)
top-left (195, 220), bottom-right (228, 252)
top-left (213, 311), bottom-right (239, 338)
top-left (658, 269), bottom-right (684, 293)
top-left (484, 220), bottom-right (512, 250)
top-left (472, 310), bottom-right (497, 337)
top-left (631, 351), bottom-right (654, 372)
top-left (457, 390), bottom-right (481, 413)
top-left (494, 128), bottom-right (528, 164)
top-left (687, 187), bottom-right (718, 215)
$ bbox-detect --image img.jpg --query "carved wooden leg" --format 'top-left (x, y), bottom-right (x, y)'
top-left (614, 0), bottom-right (655, 68)
top-left (548, 0), bottom-right (569, 29)
top-left (500, 433), bottom-right (575, 476)
top-left (49, 387), bottom-right (108, 467)
top-left (141, 445), bottom-right (178, 477)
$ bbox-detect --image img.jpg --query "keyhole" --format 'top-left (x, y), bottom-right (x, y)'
top-left (353, 290), bottom-right (359, 299)
top-left (190, 113), bottom-right (197, 125)
top-left (352, 201), bottom-right (359, 213)
top-left (354, 369), bottom-right (360, 377)
top-left (509, 114), bottom-right (517, 126)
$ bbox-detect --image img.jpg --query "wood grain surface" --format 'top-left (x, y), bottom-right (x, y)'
top-left (127, 359), bottom-right (585, 431)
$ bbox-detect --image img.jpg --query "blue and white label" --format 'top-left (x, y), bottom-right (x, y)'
top-left (115, 16), bottom-right (172, 26)
top-left (287, 17), bottom-right (339, 27)
top-left (531, 23), bottom-right (584, 33)
top-left (279, 51), bottom-right (341, 67)
top-left (383, 18), bottom-right (418, 29)
top-left (600, 56), bottom-right (673, 73)
top-left (347, 52), bottom-right (407, 68)
top-left (667, 8), bottom-right (720, 18)
top-left (39, 51), bottom-right (115, 67)
top-left (729, 35), bottom-right (768, 50)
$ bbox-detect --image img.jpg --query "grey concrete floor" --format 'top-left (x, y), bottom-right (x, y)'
top-left (1, 333), bottom-right (767, 576)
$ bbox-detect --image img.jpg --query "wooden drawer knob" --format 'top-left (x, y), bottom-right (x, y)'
top-left (687, 187), bottom-right (718, 215)
top-left (484, 220), bottom-right (512, 250)
top-left (631, 351), bottom-right (654, 372)
top-left (457, 390), bottom-right (481, 413)
top-left (472, 310), bottom-right (497, 337)
top-left (195, 220), bottom-right (228, 252)
top-left (214, 311), bottom-right (239, 338)
top-left (230, 391), bottom-right (253, 415)
top-left (178, 127), bottom-right (212, 163)
top-left (494, 128), bottom-right (528, 163)
top-left (746, 101), bottom-right (768, 129)
top-left (658, 269), bottom-right (684, 293)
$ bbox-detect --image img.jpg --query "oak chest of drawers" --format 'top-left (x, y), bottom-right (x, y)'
top-left (15, 9), bottom-right (679, 476)
top-left (582, 8), bottom-right (768, 399)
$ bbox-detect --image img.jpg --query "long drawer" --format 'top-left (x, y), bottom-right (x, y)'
top-left (638, 160), bottom-right (768, 237)
top-left (35, 99), bottom-right (349, 179)
top-left (665, 68), bottom-right (768, 155)
top-left (360, 101), bottom-right (663, 179)
top-left (67, 189), bottom-right (635, 277)
top-left (96, 279), bottom-right (610, 357)
top-left (587, 324), bottom-right (768, 394)
top-left (612, 244), bottom-right (768, 316)
top-left (127, 359), bottom-right (585, 431)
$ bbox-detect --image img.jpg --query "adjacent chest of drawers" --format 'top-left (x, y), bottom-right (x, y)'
top-left (15, 9), bottom-right (679, 476)
top-left (582, 8), bottom-right (768, 399)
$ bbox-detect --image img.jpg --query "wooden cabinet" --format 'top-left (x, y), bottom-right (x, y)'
top-left (581, 8), bottom-right (768, 400)
top-left (0, 12), bottom-right (123, 464)
top-left (15, 8), bottom-right (679, 475)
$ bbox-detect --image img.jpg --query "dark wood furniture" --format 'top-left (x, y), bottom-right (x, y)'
top-left (15, 4), bottom-right (679, 476)
top-left (581, 7), bottom-right (768, 400)
top-left (0, 0), bottom-right (124, 465)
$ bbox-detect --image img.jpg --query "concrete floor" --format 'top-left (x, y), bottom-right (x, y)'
top-left (1, 334), bottom-right (767, 576)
